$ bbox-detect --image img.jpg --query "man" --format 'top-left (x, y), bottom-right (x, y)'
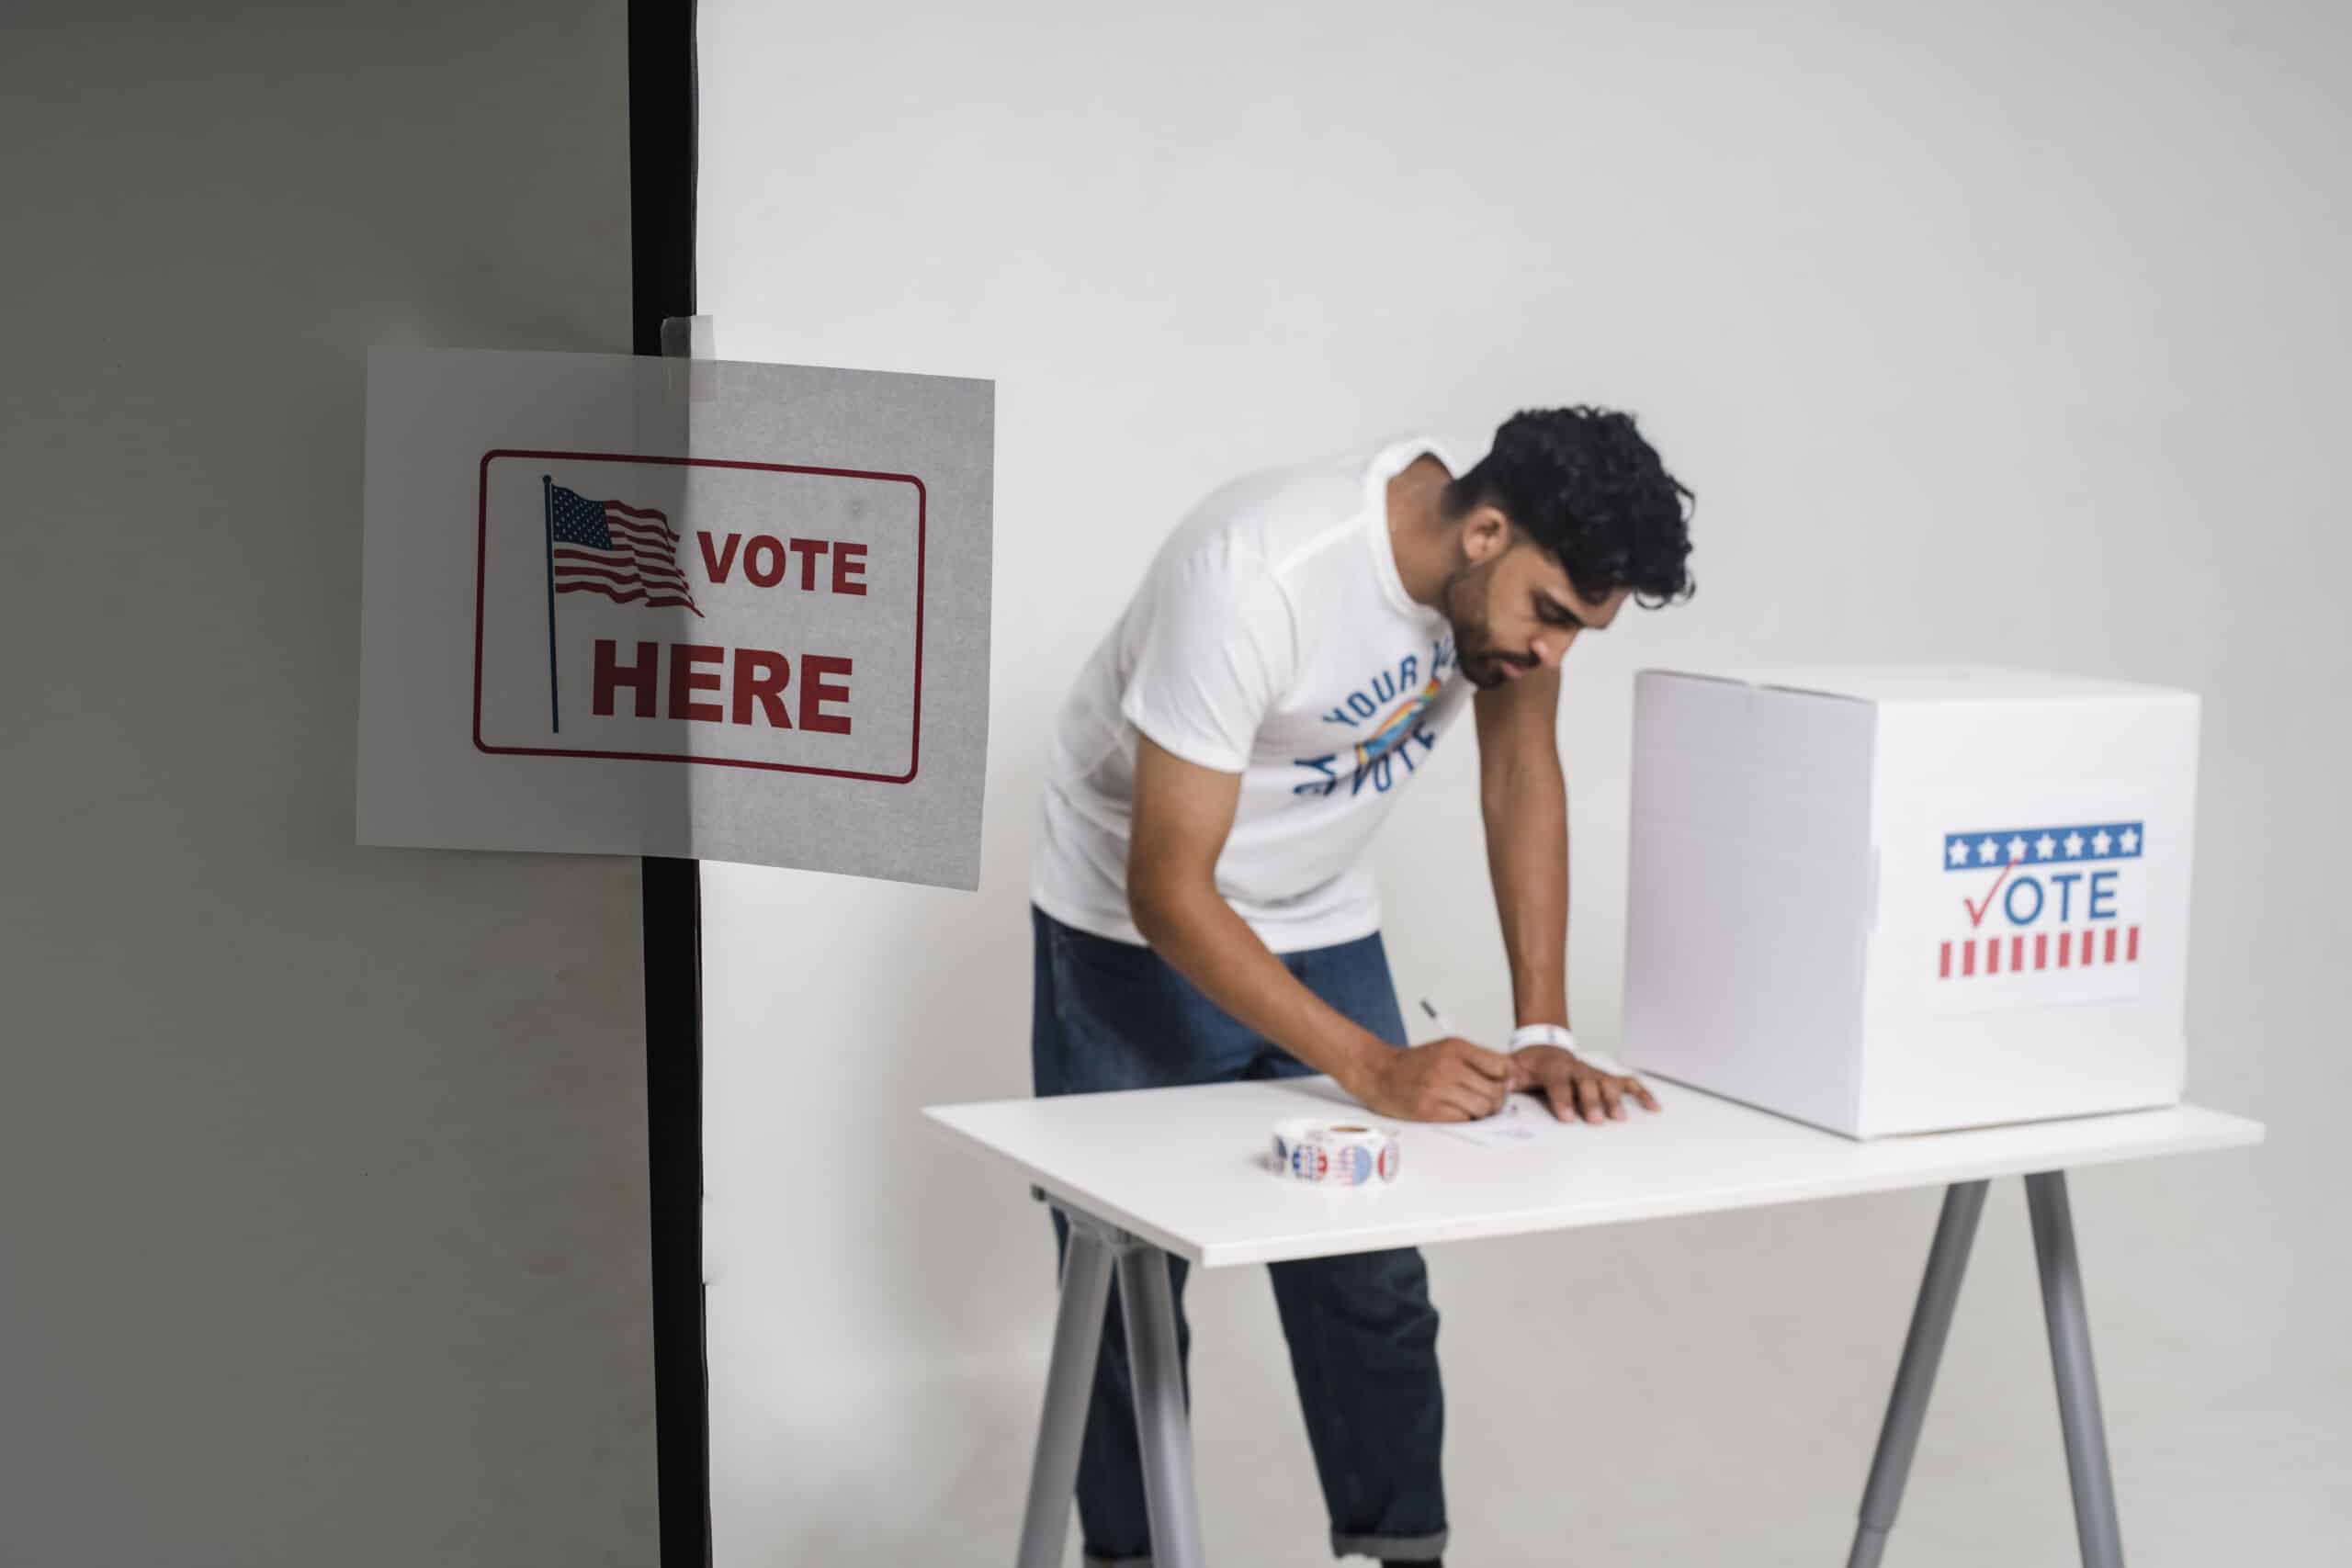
top-left (1030, 407), bottom-right (1695, 1566)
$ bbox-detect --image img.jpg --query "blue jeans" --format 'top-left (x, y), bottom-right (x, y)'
top-left (1031, 906), bottom-right (1449, 1565)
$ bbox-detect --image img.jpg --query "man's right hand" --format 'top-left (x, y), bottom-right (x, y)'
top-left (1351, 1036), bottom-right (1515, 1122)
top-left (1126, 739), bottom-right (1519, 1121)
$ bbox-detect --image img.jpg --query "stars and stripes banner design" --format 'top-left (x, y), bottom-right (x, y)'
top-left (547, 482), bottom-right (702, 616)
top-left (1936, 818), bottom-right (2146, 986)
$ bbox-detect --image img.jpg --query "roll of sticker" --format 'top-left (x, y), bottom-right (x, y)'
top-left (1271, 1119), bottom-right (1401, 1186)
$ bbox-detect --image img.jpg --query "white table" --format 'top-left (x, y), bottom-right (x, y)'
top-left (925, 1077), bottom-right (2261, 1568)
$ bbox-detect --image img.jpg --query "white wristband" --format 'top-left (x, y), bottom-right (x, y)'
top-left (1508, 1023), bottom-right (1577, 1054)
top-left (1509, 1024), bottom-right (1634, 1078)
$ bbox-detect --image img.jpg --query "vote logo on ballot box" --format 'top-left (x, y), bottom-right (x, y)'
top-left (1935, 818), bottom-right (2149, 999)
top-left (1623, 666), bottom-right (2199, 1139)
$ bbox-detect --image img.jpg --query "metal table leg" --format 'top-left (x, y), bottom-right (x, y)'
top-left (1016, 1200), bottom-right (1206, 1568)
top-left (1119, 1243), bottom-right (1207, 1568)
top-left (1016, 1223), bottom-right (1116, 1568)
top-left (1848, 1172), bottom-right (2131, 1566)
top-left (2026, 1170), bottom-right (2126, 1568)
top-left (1848, 1180), bottom-right (1990, 1568)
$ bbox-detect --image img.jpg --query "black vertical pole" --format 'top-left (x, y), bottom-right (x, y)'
top-left (542, 474), bottom-right (560, 733)
top-left (628, 2), bottom-right (707, 1564)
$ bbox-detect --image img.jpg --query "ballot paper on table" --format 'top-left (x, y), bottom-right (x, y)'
top-left (1436, 1095), bottom-right (1580, 1149)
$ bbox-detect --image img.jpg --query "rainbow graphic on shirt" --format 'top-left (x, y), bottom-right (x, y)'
top-left (1352, 676), bottom-right (1444, 769)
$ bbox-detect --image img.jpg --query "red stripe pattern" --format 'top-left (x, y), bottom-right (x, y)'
top-left (1937, 927), bottom-right (2141, 980)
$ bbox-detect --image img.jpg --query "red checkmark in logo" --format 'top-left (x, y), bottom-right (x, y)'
top-left (1962, 857), bottom-right (2019, 929)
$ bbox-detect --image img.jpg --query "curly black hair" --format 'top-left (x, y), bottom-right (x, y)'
top-left (1443, 406), bottom-right (1695, 607)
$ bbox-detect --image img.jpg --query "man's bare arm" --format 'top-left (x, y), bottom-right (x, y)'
top-left (1473, 667), bottom-right (1659, 1122)
top-left (1474, 664), bottom-right (1569, 1029)
top-left (1126, 736), bottom-right (1510, 1122)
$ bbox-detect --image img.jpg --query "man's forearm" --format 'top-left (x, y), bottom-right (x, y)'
top-left (1482, 753), bottom-right (1570, 1029)
top-left (1130, 879), bottom-right (1389, 1089)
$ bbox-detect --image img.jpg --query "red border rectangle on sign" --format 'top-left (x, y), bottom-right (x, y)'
top-left (471, 447), bottom-right (927, 784)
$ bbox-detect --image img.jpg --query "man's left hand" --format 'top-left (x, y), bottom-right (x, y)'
top-left (1510, 1043), bottom-right (1661, 1124)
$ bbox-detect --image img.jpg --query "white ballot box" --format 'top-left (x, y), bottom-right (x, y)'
top-left (1623, 666), bottom-right (2199, 1138)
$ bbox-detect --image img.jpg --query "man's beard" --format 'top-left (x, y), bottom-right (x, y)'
top-left (1441, 568), bottom-right (1524, 689)
top-left (1463, 647), bottom-right (1535, 689)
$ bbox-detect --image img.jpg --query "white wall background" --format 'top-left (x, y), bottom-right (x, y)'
top-left (2, 6), bottom-right (658, 1563)
top-left (697, 2), bottom-right (2348, 1562)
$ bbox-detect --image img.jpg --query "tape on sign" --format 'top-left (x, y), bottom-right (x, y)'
top-left (1271, 1119), bottom-right (1401, 1187)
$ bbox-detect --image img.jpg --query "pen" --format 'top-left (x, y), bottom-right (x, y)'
top-left (1419, 997), bottom-right (1513, 1120)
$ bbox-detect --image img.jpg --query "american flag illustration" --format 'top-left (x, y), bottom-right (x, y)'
top-left (547, 481), bottom-right (700, 616)
top-left (1937, 819), bottom-right (2144, 982)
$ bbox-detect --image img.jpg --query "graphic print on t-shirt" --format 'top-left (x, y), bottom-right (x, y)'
top-left (1292, 635), bottom-right (1458, 798)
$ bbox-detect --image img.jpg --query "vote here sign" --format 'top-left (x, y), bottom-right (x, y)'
top-left (361, 348), bottom-right (992, 887)
top-left (473, 452), bottom-right (925, 783)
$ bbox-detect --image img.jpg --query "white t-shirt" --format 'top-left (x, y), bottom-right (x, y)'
top-left (1032, 435), bottom-right (1486, 953)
